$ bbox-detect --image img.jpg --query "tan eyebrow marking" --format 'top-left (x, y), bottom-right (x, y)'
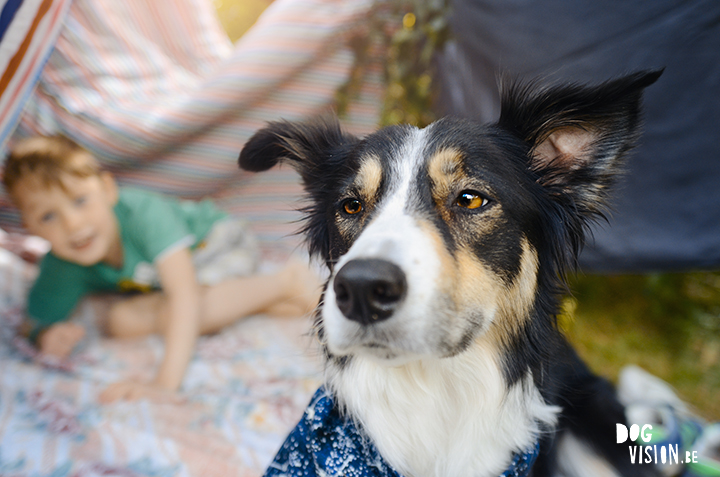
top-left (428, 148), bottom-right (466, 199)
top-left (335, 155), bottom-right (383, 240)
top-left (354, 155), bottom-right (383, 200)
top-left (427, 148), bottom-right (467, 221)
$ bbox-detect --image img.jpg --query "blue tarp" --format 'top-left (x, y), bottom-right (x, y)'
top-left (436, 0), bottom-right (720, 272)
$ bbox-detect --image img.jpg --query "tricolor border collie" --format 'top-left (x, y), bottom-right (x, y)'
top-left (239, 70), bottom-right (662, 477)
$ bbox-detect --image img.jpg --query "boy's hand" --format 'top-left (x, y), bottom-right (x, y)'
top-left (99, 380), bottom-right (184, 404)
top-left (38, 322), bottom-right (85, 358)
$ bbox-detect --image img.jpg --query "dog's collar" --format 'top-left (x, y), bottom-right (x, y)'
top-left (264, 387), bottom-right (540, 477)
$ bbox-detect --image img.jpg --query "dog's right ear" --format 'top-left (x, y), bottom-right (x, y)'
top-left (239, 117), bottom-right (360, 263)
top-left (239, 117), bottom-right (358, 182)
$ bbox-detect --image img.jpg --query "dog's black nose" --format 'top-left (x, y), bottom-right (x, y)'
top-left (333, 259), bottom-right (407, 325)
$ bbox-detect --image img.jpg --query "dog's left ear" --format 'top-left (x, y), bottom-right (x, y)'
top-left (498, 69), bottom-right (662, 217)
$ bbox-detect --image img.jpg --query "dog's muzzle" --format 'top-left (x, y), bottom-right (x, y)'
top-left (333, 259), bottom-right (407, 325)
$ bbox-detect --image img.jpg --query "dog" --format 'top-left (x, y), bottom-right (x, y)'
top-left (239, 70), bottom-right (663, 477)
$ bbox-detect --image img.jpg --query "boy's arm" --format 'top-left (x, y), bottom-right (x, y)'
top-left (99, 246), bottom-right (200, 403)
top-left (24, 254), bottom-right (90, 352)
top-left (37, 322), bottom-right (86, 358)
top-left (151, 246), bottom-right (201, 391)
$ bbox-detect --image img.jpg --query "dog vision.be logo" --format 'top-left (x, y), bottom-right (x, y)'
top-left (617, 423), bottom-right (699, 466)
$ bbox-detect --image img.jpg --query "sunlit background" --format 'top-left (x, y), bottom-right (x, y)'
top-left (214, 0), bottom-right (274, 42)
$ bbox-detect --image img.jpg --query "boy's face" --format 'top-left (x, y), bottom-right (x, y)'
top-left (14, 172), bottom-right (120, 266)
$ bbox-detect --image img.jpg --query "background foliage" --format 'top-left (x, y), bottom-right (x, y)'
top-left (336, 0), bottom-right (451, 127)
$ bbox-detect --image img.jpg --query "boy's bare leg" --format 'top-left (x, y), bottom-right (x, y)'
top-left (198, 260), bottom-right (321, 333)
top-left (106, 261), bottom-right (321, 338)
top-left (106, 292), bottom-right (164, 338)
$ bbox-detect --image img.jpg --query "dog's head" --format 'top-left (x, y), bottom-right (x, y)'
top-left (240, 70), bottom-right (660, 376)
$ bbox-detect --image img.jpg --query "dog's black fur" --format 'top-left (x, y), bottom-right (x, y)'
top-left (239, 70), bottom-right (663, 477)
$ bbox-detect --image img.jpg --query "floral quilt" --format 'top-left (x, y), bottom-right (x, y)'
top-left (0, 247), bottom-right (322, 477)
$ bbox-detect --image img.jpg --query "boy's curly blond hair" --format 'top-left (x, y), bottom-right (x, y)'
top-left (2, 136), bottom-right (101, 200)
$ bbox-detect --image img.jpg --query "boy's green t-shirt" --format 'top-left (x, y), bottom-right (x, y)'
top-left (26, 187), bottom-right (227, 331)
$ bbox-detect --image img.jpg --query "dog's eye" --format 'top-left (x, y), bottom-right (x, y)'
top-left (455, 191), bottom-right (489, 210)
top-left (342, 198), bottom-right (363, 215)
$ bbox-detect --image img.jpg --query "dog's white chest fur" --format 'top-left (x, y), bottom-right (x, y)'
top-left (328, 342), bottom-right (559, 477)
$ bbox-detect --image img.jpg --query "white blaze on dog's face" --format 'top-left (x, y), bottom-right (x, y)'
top-left (321, 122), bottom-right (540, 364)
top-left (323, 128), bottom-right (449, 363)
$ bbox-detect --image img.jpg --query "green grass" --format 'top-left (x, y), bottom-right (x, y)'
top-left (562, 273), bottom-right (720, 420)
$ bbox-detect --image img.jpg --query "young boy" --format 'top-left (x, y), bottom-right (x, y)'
top-left (2, 136), bottom-right (320, 403)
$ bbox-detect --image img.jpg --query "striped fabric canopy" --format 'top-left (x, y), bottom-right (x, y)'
top-left (0, 0), bottom-right (384, 257)
top-left (0, 0), bottom-right (71, 153)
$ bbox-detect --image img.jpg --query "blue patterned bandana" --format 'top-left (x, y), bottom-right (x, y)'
top-left (264, 387), bottom-right (540, 477)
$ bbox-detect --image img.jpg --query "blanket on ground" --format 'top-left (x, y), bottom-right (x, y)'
top-left (0, 246), bottom-right (323, 476)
